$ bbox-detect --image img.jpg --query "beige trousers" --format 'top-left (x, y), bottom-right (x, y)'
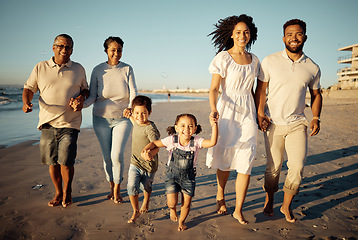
top-left (263, 121), bottom-right (308, 196)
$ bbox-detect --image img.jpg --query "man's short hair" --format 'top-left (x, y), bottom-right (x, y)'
top-left (283, 19), bottom-right (306, 35)
top-left (54, 34), bottom-right (74, 47)
top-left (132, 95), bottom-right (152, 113)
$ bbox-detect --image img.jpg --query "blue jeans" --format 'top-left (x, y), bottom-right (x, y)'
top-left (93, 115), bottom-right (132, 184)
top-left (127, 164), bottom-right (156, 196)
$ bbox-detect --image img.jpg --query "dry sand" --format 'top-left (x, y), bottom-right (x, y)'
top-left (0, 90), bottom-right (357, 240)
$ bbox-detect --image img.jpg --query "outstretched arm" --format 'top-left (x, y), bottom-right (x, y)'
top-left (209, 74), bottom-right (222, 119)
top-left (309, 88), bottom-right (322, 136)
top-left (254, 80), bottom-right (271, 131)
top-left (22, 88), bottom-right (34, 113)
top-left (141, 140), bottom-right (164, 161)
top-left (201, 114), bottom-right (218, 148)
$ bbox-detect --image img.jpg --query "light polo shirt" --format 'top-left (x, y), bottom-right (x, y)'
top-left (258, 50), bottom-right (320, 125)
top-left (24, 57), bottom-right (88, 130)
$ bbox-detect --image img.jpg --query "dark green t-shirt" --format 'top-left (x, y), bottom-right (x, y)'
top-left (130, 121), bottom-right (160, 173)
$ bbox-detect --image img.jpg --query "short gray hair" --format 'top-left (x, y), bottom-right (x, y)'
top-left (54, 34), bottom-right (74, 47)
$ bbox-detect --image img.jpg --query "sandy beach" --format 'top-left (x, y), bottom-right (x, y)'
top-left (0, 90), bottom-right (357, 240)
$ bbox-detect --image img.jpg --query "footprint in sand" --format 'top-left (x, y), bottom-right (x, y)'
top-left (202, 221), bottom-right (220, 239)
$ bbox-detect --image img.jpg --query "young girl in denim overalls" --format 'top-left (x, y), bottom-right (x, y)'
top-left (141, 113), bottom-right (218, 231)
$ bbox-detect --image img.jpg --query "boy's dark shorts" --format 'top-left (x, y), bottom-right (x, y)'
top-left (40, 124), bottom-right (79, 166)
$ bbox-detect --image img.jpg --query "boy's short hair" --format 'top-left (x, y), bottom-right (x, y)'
top-left (131, 95), bottom-right (152, 113)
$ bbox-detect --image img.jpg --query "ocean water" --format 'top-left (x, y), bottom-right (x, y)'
top-left (0, 86), bottom-right (207, 148)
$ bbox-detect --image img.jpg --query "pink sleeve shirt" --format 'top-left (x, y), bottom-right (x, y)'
top-left (161, 135), bottom-right (204, 167)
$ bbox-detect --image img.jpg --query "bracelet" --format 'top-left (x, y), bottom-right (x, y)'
top-left (313, 116), bottom-right (321, 121)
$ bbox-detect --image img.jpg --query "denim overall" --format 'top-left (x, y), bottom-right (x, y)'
top-left (165, 135), bottom-right (197, 197)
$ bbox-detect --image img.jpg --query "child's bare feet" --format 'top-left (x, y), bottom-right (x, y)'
top-left (232, 211), bottom-right (248, 225)
top-left (216, 199), bottom-right (228, 215)
top-left (114, 196), bottom-right (123, 204)
top-left (280, 207), bottom-right (296, 223)
top-left (140, 202), bottom-right (149, 213)
top-left (178, 221), bottom-right (188, 231)
top-left (170, 208), bottom-right (178, 222)
top-left (48, 194), bottom-right (62, 207)
top-left (128, 211), bottom-right (140, 223)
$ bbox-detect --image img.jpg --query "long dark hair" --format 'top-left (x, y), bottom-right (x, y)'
top-left (208, 14), bottom-right (258, 53)
top-left (166, 113), bottom-right (202, 135)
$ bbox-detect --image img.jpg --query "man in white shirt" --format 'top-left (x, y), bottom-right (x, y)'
top-left (255, 19), bottom-right (322, 222)
top-left (22, 34), bottom-right (89, 208)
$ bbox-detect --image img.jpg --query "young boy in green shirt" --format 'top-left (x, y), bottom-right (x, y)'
top-left (123, 95), bottom-right (160, 223)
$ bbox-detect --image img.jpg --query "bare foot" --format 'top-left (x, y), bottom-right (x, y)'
top-left (48, 194), bottom-right (62, 207)
top-left (107, 193), bottom-right (114, 200)
top-left (114, 197), bottom-right (123, 204)
top-left (263, 193), bottom-right (274, 216)
top-left (128, 211), bottom-right (140, 223)
top-left (170, 208), bottom-right (178, 222)
top-left (178, 222), bottom-right (188, 231)
top-left (280, 207), bottom-right (296, 223)
top-left (139, 202), bottom-right (149, 213)
top-left (232, 211), bottom-right (249, 225)
top-left (216, 199), bottom-right (228, 215)
top-left (62, 194), bottom-right (72, 208)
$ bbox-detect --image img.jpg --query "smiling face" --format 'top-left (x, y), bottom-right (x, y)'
top-left (106, 41), bottom-right (123, 65)
top-left (283, 24), bottom-right (307, 54)
top-left (132, 105), bottom-right (150, 126)
top-left (174, 116), bottom-right (197, 143)
top-left (52, 37), bottom-right (73, 65)
top-left (231, 22), bottom-right (250, 48)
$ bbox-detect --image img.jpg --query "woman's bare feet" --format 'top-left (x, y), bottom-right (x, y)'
top-left (48, 194), bottom-right (62, 207)
top-left (216, 199), bottom-right (228, 215)
top-left (128, 211), bottom-right (140, 223)
top-left (263, 192), bottom-right (274, 216)
top-left (114, 196), bottom-right (123, 204)
top-left (170, 208), bottom-right (178, 222)
top-left (232, 211), bottom-right (249, 225)
top-left (280, 206), bottom-right (296, 223)
top-left (178, 221), bottom-right (188, 231)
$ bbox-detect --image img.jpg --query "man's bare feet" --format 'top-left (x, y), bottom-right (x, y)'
top-left (232, 211), bottom-right (249, 225)
top-left (107, 193), bottom-right (114, 200)
top-left (48, 194), bottom-right (62, 207)
top-left (178, 222), bottom-right (188, 231)
top-left (62, 194), bottom-right (72, 208)
top-left (140, 202), bottom-right (149, 213)
top-left (128, 211), bottom-right (140, 223)
top-left (170, 208), bottom-right (178, 222)
top-left (216, 199), bottom-right (228, 215)
top-left (280, 207), bottom-right (296, 223)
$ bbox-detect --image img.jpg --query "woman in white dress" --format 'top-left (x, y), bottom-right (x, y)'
top-left (206, 15), bottom-right (259, 224)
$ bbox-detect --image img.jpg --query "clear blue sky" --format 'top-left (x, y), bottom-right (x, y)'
top-left (0, 0), bottom-right (357, 90)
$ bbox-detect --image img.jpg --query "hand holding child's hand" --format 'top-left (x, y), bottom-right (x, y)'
top-left (209, 111), bottom-right (219, 127)
top-left (141, 149), bottom-right (153, 161)
top-left (123, 108), bottom-right (132, 118)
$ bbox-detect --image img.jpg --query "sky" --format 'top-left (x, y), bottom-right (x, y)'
top-left (0, 0), bottom-right (357, 90)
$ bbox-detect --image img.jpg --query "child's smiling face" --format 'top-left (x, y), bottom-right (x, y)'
top-left (175, 116), bottom-right (197, 142)
top-left (132, 105), bottom-right (150, 126)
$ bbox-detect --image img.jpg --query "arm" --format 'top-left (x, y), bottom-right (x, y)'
top-left (22, 88), bottom-right (34, 113)
top-left (209, 73), bottom-right (222, 120)
top-left (309, 88), bottom-right (322, 136)
top-left (69, 89), bottom-right (89, 112)
top-left (141, 140), bottom-right (164, 161)
top-left (201, 114), bottom-right (218, 148)
top-left (254, 80), bottom-right (270, 131)
top-left (127, 66), bottom-right (138, 108)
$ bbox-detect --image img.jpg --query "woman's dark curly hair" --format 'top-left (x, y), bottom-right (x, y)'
top-left (166, 113), bottom-right (202, 135)
top-left (209, 14), bottom-right (258, 53)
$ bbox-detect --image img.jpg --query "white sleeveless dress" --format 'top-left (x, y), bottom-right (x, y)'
top-left (206, 51), bottom-right (259, 175)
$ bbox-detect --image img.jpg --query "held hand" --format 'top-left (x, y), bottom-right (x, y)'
top-left (22, 102), bottom-right (33, 113)
top-left (210, 111), bottom-right (219, 121)
top-left (309, 119), bottom-right (320, 136)
top-left (258, 114), bottom-right (271, 131)
top-left (123, 108), bottom-right (132, 118)
top-left (209, 114), bottom-right (218, 127)
top-left (141, 149), bottom-right (153, 161)
top-left (69, 95), bottom-right (84, 112)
